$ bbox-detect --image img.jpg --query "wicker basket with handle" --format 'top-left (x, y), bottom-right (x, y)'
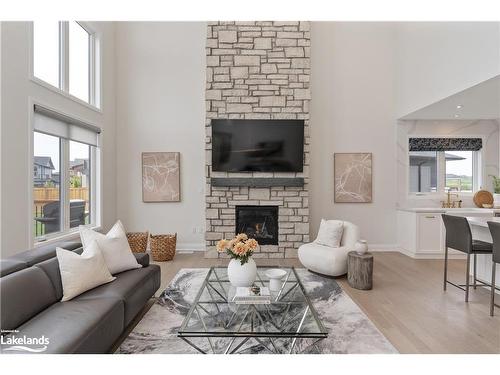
top-left (150, 233), bottom-right (177, 261)
top-left (126, 231), bottom-right (149, 253)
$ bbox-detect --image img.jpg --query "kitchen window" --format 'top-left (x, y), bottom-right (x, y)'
top-left (408, 138), bottom-right (482, 195)
top-left (32, 21), bottom-right (99, 107)
top-left (33, 105), bottom-right (100, 242)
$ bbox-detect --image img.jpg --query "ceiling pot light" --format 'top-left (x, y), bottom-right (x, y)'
top-left (456, 104), bottom-right (464, 109)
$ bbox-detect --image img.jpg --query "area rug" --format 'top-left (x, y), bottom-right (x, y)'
top-left (117, 268), bottom-right (397, 354)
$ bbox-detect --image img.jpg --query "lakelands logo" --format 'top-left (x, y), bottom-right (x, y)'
top-left (1, 330), bottom-right (49, 353)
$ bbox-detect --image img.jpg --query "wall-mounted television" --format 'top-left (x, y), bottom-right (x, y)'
top-left (211, 119), bottom-right (304, 172)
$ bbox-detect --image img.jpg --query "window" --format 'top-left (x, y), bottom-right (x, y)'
top-left (33, 132), bottom-right (61, 236)
top-left (33, 22), bottom-right (60, 88)
top-left (445, 151), bottom-right (474, 193)
top-left (33, 106), bottom-right (100, 242)
top-left (69, 22), bottom-right (90, 102)
top-left (32, 21), bottom-right (98, 107)
top-left (409, 151), bottom-right (438, 193)
top-left (69, 141), bottom-right (91, 226)
top-left (408, 138), bottom-right (481, 195)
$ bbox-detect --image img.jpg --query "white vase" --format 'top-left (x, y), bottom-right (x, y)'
top-left (354, 240), bottom-right (368, 255)
top-left (494, 193), bottom-right (500, 208)
top-left (227, 258), bottom-right (257, 287)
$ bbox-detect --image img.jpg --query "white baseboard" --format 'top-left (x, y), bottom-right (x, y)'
top-left (368, 243), bottom-right (466, 259)
top-left (176, 242), bottom-right (205, 252)
top-left (368, 244), bottom-right (400, 251)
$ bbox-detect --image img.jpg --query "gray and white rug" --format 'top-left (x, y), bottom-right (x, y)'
top-left (117, 268), bottom-right (397, 354)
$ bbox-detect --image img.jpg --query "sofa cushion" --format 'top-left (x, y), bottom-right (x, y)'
top-left (57, 242), bottom-right (116, 302)
top-left (0, 259), bottom-right (28, 277)
top-left (0, 267), bottom-right (58, 330)
top-left (6, 298), bottom-right (124, 354)
top-left (76, 264), bottom-right (161, 326)
top-left (9, 241), bottom-right (82, 267)
top-left (133, 252), bottom-right (150, 267)
top-left (80, 221), bottom-right (141, 275)
top-left (33, 247), bottom-right (84, 301)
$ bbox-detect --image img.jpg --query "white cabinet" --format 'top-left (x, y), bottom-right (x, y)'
top-left (416, 213), bottom-right (443, 253)
top-left (397, 210), bottom-right (464, 258)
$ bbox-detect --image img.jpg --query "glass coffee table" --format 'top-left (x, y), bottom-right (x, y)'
top-left (177, 267), bottom-right (328, 354)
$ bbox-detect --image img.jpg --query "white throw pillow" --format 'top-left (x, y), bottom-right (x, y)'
top-left (57, 241), bottom-right (116, 302)
top-left (315, 219), bottom-right (344, 248)
top-left (79, 220), bottom-right (142, 275)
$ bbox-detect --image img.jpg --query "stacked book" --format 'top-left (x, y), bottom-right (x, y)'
top-left (232, 286), bottom-right (271, 305)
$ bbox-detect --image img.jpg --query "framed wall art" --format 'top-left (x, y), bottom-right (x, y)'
top-left (142, 152), bottom-right (180, 202)
top-left (334, 153), bottom-right (372, 203)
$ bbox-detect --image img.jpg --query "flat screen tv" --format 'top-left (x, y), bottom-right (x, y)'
top-left (211, 119), bottom-right (304, 172)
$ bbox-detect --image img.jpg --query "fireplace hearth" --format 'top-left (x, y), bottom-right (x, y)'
top-left (235, 206), bottom-right (279, 245)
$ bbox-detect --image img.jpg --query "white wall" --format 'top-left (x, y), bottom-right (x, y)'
top-left (0, 22), bottom-right (117, 257)
top-left (310, 22), bottom-right (398, 247)
top-left (396, 22), bottom-right (500, 118)
top-left (115, 22), bottom-right (206, 250)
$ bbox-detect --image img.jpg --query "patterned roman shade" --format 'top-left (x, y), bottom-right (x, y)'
top-left (409, 137), bottom-right (483, 152)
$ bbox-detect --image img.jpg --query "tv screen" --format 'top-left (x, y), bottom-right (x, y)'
top-left (212, 119), bottom-right (304, 172)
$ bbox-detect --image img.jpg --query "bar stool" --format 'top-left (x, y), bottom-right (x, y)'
top-left (487, 221), bottom-right (500, 316)
top-left (441, 214), bottom-right (493, 302)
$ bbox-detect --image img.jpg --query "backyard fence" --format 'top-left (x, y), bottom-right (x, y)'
top-left (34, 187), bottom-right (89, 237)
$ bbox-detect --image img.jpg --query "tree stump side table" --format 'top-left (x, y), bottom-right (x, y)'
top-left (347, 251), bottom-right (373, 290)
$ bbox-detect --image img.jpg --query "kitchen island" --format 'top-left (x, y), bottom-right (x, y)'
top-left (467, 216), bottom-right (500, 291)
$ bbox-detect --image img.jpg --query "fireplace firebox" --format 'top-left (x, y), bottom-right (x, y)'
top-left (235, 206), bottom-right (279, 245)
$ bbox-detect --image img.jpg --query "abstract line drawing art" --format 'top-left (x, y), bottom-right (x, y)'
top-left (142, 152), bottom-right (180, 202)
top-left (334, 153), bottom-right (372, 203)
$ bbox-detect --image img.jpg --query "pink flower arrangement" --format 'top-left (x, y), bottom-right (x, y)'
top-left (217, 233), bottom-right (259, 265)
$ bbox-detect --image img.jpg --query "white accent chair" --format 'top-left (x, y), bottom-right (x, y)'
top-left (298, 221), bottom-right (360, 277)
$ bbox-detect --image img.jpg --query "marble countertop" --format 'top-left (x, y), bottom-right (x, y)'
top-left (467, 216), bottom-right (500, 228)
top-left (397, 207), bottom-right (500, 213)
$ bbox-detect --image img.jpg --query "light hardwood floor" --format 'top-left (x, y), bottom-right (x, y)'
top-left (150, 251), bottom-right (500, 354)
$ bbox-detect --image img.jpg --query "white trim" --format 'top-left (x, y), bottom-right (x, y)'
top-left (176, 242), bottom-right (206, 252)
top-left (378, 245), bottom-right (467, 259)
top-left (368, 244), bottom-right (400, 251)
top-left (29, 98), bottom-right (102, 247)
top-left (60, 21), bottom-right (68, 92)
top-left (30, 77), bottom-right (102, 114)
top-left (33, 226), bottom-right (101, 248)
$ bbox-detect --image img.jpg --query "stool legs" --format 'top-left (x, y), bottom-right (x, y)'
top-left (465, 253), bottom-right (471, 302)
top-left (491, 262), bottom-right (496, 316)
top-left (473, 253), bottom-right (477, 289)
top-left (443, 247), bottom-right (448, 291)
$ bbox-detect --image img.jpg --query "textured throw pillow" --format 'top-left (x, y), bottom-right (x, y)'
top-left (315, 219), bottom-right (344, 248)
top-left (57, 241), bottom-right (116, 302)
top-left (79, 220), bottom-right (142, 275)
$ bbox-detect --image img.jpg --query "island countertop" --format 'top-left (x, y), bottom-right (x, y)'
top-left (467, 216), bottom-right (500, 228)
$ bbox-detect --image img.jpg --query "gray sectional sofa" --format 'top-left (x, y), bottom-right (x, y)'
top-left (0, 240), bottom-right (161, 354)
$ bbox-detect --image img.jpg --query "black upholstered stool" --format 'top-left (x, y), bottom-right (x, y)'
top-left (487, 221), bottom-right (500, 316)
top-left (441, 214), bottom-right (493, 302)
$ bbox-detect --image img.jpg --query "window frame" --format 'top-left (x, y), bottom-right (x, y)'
top-left (29, 101), bottom-right (101, 246)
top-left (407, 135), bottom-right (484, 198)
top-left (30, 21), bottom-right (101, 111)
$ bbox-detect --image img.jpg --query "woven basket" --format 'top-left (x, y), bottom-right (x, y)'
top-left (150, 233), bottom-right (177, 261)
top-left (126, 231), bottom-right (149, 253)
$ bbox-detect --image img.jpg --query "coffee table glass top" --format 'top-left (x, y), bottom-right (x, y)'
top-left (178, 267), bottom-right (327, 339)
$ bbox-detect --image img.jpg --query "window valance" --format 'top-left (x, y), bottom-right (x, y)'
top-left (408, 137), bottom-right (482, 152)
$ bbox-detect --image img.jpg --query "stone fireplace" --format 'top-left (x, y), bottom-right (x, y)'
top-left (205, 21), bottom-right (311, 259)
top-left (236, 206), bottom-right (279, 245)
